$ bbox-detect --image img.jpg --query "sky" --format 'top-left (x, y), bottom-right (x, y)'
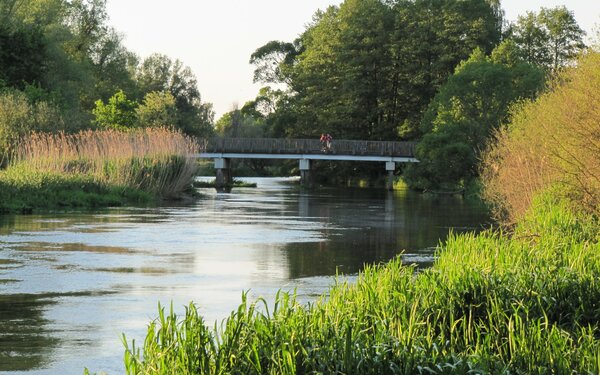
top-left (105, 0), bottom-right (599, 120)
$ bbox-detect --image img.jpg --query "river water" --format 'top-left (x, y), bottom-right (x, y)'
top-left (0, 177), bottom-right (489, 374)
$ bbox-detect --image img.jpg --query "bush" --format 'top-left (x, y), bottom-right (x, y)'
top-left (481, 51), bottom-right (600, 223)
top-left (0, 90), bottom-right (63, 166)
top-left (92, 90), bottom-right (139, 130)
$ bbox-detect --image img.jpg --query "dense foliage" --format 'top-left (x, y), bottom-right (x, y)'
top-left (482, 51), bottom-right (600, 223)
top-left (0, 0), bottom-right (214, 164)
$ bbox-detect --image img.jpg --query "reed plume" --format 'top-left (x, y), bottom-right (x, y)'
top-left (16, 128), bottom-right (200, 197)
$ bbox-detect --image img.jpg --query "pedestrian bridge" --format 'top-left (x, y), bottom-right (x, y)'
top-left (194, 137), bottom-right (418, 189)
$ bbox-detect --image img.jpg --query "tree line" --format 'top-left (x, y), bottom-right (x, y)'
top-left (0, 0), bottom-right (587, 190)
top-left (0, 0), bottom-right (213, 165)
top-left (218, 0), bottom-right (586, 190)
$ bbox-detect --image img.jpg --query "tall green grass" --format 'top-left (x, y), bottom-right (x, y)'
top-left (121, 196), bottom-right (599, 374)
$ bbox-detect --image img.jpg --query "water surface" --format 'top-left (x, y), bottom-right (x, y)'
top-left (0, 177), bottom-right (489, 374)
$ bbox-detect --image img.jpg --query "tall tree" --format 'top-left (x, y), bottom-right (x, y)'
top-left (391, 0), bottom-right (503, 139)
top-left (510, 6), bottom-right (585, 72)
top-left (404, 46), bottom-right (544, 190)
top-left (540, 6), bottom-right (586, 71)
top-left (137, 54), bottom-right (214, 137)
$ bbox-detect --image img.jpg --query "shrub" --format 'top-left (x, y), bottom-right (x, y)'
top-left (481, 51), bottom-right (600, 223)
top-left (0, 90), bottom-right (63, 166)
top-left (92, 90), bottom-right (139, 130)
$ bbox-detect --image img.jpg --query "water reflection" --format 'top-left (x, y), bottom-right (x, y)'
top-left (0, 177), bottom-right (489, 373)
top-left (0, 294), bottom-right (59, 371)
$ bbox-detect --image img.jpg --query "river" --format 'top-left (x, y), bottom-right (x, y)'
top-left (0, 177), bottom-right (490, 374)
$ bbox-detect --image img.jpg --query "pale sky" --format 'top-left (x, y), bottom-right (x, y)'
top-left (105, 0), bottom-right (599, 120)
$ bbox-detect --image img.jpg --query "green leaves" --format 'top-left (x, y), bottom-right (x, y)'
top-left (405, 47), bottom-right (544, 190)
top-left (510, 6), bottom-right (586, 72)
top-left (92, 90), bottom-right (138, 130)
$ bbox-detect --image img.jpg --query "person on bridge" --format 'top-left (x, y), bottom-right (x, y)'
top-left (320, 133), bottom-right (327, 152)
top-left (325, 134), bottom-right (333, 152)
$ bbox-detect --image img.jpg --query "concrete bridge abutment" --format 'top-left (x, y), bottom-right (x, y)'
top-left (214, 158), bottom-right (232, 190)
top-left (299, 159), bottom-right (313, 188)
top-left (385, 161), bottom-right (396, 191)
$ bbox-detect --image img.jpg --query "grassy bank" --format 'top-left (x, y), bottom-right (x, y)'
top-left (120, 197), bottom-right (599, 374)
top-left (0, 165), bottom-right (152, 213)
top-left (0, 128), bottom-right (199, 213)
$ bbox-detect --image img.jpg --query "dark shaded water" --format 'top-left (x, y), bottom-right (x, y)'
top-left (0, 177), bottom-right (490, 374)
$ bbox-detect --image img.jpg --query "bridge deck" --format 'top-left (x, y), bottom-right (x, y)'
top-left (195, 137), bottom-right (417, 162)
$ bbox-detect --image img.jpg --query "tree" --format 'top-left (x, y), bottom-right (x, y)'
top-left (92, 90), bottom-right (138, 130)
top-left (91, 27), bottom-right (139, 102)
top-left (136, 91), bottom-right (178, 128)
top-left (250, 41), bottom-right (297, 85)
top-left (540, 6), bottom-right (586, 71)
top-left (215, 106), bottom-right (265, 138)
top-left (390, 0), bottom-right (503, 139)
top-left (510, 6), bottom-right (585, 72)
top-left (0, 23), bottom-right (46, 89)
top-left (404, 47), bottom-right (544, 190)
top-left (136, 53), bottom-right (214, 137)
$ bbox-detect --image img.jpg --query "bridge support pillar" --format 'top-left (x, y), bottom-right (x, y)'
top-left (299, 159), bottom-right (313, 188)
top-left (215, 158), bottom-right (232, 190)
top-left (385, 161), bottom-right (396, 191)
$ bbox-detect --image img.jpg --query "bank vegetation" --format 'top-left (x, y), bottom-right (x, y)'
top-left (0, 128), bottom-right (199, 213)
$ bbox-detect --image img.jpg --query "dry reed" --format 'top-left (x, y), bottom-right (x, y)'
top-left (481, 51), bottom-right (600, 223)
top-left (15, 128), bottom-right (200, 197)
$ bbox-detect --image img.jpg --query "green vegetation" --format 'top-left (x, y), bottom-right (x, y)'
top-left (211, 1), bottom-right (586, 187)
top-left (0, 0), bottom-right (213, 167)
top-left (0, 0), bottom-right (588, 189)
top-left (121, 197), bottom-right (598, 374)
top-left (118, 40), bottom-right (599, 375)
top-left (482, 51), bottom-right (600, 223)
top-left (0, 128), bottom-right (198, 213)
top-left (404, 44), bottom-right (544, 191)
top-left (0, 165), bottom-right (151, 213)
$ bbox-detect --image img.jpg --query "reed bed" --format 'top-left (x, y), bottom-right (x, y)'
top-left (15, 128), bottom-right (199, 197)
top-left (121, 197), bottom-right (600, 374)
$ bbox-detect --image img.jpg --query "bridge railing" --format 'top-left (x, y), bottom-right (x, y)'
top-left (205, 137), bottom-right (416, 157)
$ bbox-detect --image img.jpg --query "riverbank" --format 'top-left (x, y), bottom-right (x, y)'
top-left (0, 128), bottom-right (198, 213)
top-left (0, 165), bottom-right (152, 213)
top-left (121, 196), bottom-right (599, 374)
